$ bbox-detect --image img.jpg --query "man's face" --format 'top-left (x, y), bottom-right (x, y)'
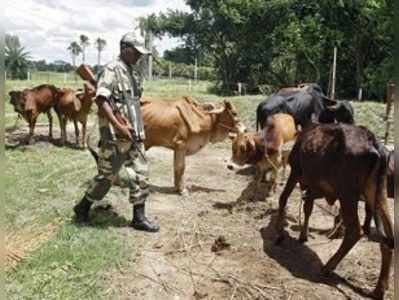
top-left (122, 46), bottom-right (142, 65)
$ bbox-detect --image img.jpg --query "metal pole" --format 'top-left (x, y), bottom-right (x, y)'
top-left (169, 63), bottom-right (172, 79)
top-left (148, 31), bottom-right (153, 81)
top-left (331, 47), bottom-right (337, 100)
top-left (194, 58), bottom-right (198, 83)
top-left (358, 88), bottom-right (363, 101)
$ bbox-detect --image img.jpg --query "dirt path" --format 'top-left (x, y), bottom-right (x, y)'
top-left (101, 144), bottom-right (394, 300)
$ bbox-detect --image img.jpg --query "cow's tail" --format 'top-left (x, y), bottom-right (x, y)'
top-left (373, 142), bottom-right (394, 249)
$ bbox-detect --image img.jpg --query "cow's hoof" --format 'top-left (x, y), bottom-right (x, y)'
top-left (275, 234), bottom-right (285, 245)
top-left (369, 288), bottom-right (384, 300)
top-left (179, 189), bottom-right (189, 197)
top-left (298, 235), bottom-right (308, 243)
top-left (362, 225), bottom-right (371, 236)
top-left (227, 164), bottom-right (235, 170)
top-left (320, 266), bottom-right (333, 277)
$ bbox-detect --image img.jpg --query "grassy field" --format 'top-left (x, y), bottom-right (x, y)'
top-left (5, 78), bottom-right (392, 299)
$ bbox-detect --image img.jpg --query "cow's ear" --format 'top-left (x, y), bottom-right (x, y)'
top-left (8, 91), bottom-right (15, 97)
top-left (207, 105), bottom-right (225, 114)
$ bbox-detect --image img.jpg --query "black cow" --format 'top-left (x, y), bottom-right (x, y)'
top-left (256, 84), bottom-right (354, 130)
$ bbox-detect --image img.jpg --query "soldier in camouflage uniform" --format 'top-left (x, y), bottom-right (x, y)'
top-left (74, 32), bottom-right (159, 232)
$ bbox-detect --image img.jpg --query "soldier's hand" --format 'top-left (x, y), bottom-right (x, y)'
top-left (117, 124), bottom-right (133, 140)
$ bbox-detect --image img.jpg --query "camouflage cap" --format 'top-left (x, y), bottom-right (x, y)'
top-left (120, 32), bottom-right (151, 55)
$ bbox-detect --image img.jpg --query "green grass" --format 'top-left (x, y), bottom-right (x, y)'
top-left (4, 78), bottom-right (392, 299)
top-left (6, 224), bottom-right (127, 300)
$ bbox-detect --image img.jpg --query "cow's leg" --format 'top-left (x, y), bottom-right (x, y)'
top-left (60, 116), bottom-right (67, 146)
top-left (281, 152), bottom-right (289, 182)
top-left (73, 119), bottom-right (80, 146)
top-left (81, 120), bottom-right (87, 149)
top-left (174, 149), bottom-right (187, 195)
top-left (371, 194), bottom-right (394, 299)
top-left (362, 202), bottom-right (372, 235)
top-left (275, 171), bottom-right (298, 244)
top-left (47, 111), bottom-right (53, 139)
top-left (27, 117), bottom-right (37, 144)
top-left (55, 109), bottom-right (63, 144)
top-left (299, 198), bottom-right (314, 243)
top-left (270, 167), bottom-right (278, 193)
top-left (322, 197), bottom-right (361, 275)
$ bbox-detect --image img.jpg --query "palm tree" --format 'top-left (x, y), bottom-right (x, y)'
top-left (67, 42), bottom-right (82, 67)
top-left (95, 38), bottom-right (107, 66)
top-left (5, 35), bottom-right (31, 79)
top-left (79, 35), bottom-right (90, 64)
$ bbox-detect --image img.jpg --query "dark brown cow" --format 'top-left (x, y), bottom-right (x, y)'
top-left (9, 85), bottom-right (61, 144)
top-left (275, 123), bottom-right (393, 300)
top-left (56, 82), bottom-right (95, 147)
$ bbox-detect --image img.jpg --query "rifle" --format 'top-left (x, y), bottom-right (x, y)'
top-left (77, 64), bottom-right (146, 160)
top-left (76, 64), bottom-right (133, 136)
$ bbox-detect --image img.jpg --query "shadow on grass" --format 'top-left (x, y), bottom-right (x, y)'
top-left (260, 214), bottom-right (374, 299)
top-left (72, 207), bottom-right (130, 229)
top-left (6, 133), bottom-right (84, 151)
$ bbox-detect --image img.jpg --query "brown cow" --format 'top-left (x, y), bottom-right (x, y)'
top-left (275, 123), bottom-right (393, 300)
top-left (141, 96), bottom-right (246, 194)
top-left (9, 85), bottom-right (61, 144)
top-left (230, 113), bottom-right (296, 192)
top-left (56, 82), bottom-right (95, 147)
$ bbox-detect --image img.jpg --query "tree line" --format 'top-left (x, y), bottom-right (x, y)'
top-left (5, 34), bottom-right (107, 80)
top-left (143, 0), bottom-right (393, 99)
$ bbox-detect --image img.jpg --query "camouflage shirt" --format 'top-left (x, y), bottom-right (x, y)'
top-left (96, 57), bottom-right (145, 141)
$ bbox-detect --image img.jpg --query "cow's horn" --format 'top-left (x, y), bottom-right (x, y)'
top-left (207, 106), bottom-right (225, 114)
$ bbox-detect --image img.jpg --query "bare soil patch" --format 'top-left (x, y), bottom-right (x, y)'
top-left (102, 144), bottom-right (394, 300)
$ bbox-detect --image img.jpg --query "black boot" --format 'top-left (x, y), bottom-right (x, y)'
top-left (73, 196), bottom-right (92, 223)
top-left (131, 204), bottom-right (160, 232)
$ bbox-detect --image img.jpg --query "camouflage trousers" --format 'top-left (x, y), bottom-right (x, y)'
top-left (85, 140), bottom-right (150, 206)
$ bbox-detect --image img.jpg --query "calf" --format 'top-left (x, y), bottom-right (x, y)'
top-left (230, 114), bottom-right (296, 192)
top-left (276, 123), bottom-right (393, 300)
top-left (9, 85), bottom-right (62, 144)
top-left (56, 82), bottom-right (95, 147)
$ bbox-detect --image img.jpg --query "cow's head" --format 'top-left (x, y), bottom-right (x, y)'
top-left (319, 100), bottom-right (354, 124)
top-left (230, 132), bottom-right (257, 166)
top-left (8, 90), bottom-right (26, 114)
top-left (207, 100), bottom-right (246, 142)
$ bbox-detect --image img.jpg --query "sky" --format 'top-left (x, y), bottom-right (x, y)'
top-left (4, 0), bottom-right (190, 65)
